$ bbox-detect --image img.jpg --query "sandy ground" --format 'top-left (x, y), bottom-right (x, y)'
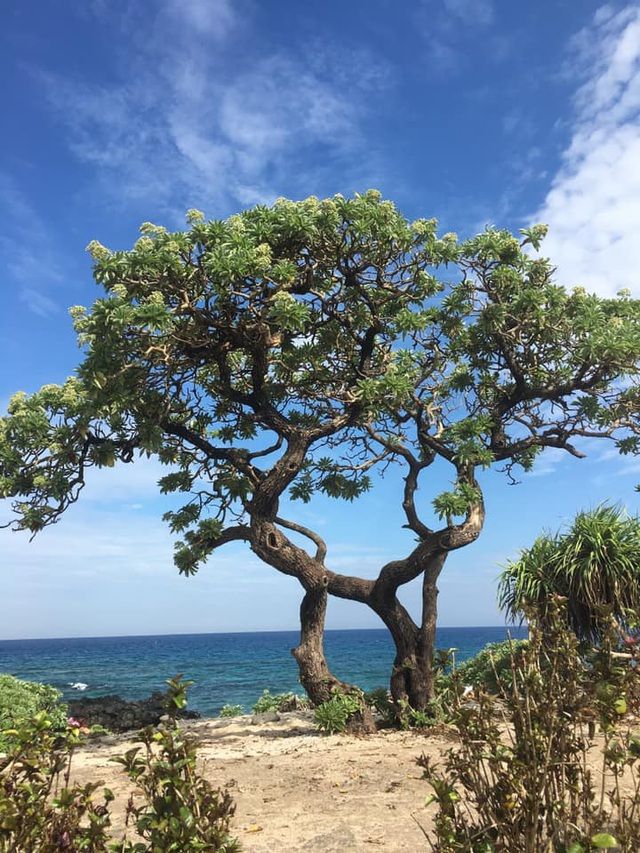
top-left (70, 711), bottom-right (450, 852)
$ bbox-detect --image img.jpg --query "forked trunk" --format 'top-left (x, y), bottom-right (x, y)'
top-left (375, 554), bottom-right (447, 711)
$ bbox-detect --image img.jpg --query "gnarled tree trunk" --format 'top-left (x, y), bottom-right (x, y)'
top-left (370, 553), bottom-right (446, 710)
top-left (249, 512), bottom-right (369, 713)
top-left (292, 581), bottom-right (350, 705)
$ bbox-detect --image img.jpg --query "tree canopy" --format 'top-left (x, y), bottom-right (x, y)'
top-left (3, 191), bottom-right (640, 707)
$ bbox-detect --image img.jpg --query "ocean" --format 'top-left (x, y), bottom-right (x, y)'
top-left (0, 626), bottom-right (527, 717)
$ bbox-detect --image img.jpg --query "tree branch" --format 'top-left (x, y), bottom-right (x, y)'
top-left (275, 515), bottom-right (327, 563)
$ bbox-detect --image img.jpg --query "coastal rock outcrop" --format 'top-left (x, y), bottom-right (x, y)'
top-left (67, 691), bottom-right (200, 732)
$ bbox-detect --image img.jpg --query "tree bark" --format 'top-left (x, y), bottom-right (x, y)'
top-left (414, 552), bottom-right (447, 707)
top-left (249, 515), bottom-right (363, 710)
top-left (292, 581), bottom-right (349, 704)
top-left (370, 553), bottom-right (447, 710)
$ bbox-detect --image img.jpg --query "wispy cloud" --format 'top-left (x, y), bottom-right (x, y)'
top-left (442, 0), bottom-right (494, 26)
top-left (0, 174), bottom-right (64, 316)
top-left (532, 5), bottom-right (640, 297)
top-left (527, 447), bottom-right (568, 478)
top-left (38, 1), bottom-right (387, 217)
top-left (19, 288), bottom-right (60, 317)
top-left (417, 0), bottom-right (500, 74)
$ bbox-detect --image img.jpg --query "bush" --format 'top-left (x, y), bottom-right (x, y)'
top-left (88, 723), bottom-right (112, 737)
top-left (219, 704), bottom-right (244, 718)
top-left (314, 690), bottom-right (363, 734)
top-left (0, 712), bottom-right (114, 850)
top-left (439, 639), bottom-right (529, 695)
top-left (420, 597), bottom-right (640, 852)
top-left (0, 675), bottom-right (239, 852)
top-left (364, 687), bottom-right (395, 723)
top-left (0, 673), bottom-right (67, 752)
top-left (252, 689), bottom-right (310, 714)
top-left (114, 676), bottom-right (238, 851)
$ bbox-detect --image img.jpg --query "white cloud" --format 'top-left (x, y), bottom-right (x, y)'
top-left (417, 0), bottom-right (500, 75)
top-left (533, 5), bottom-right (640, 297)
top-left (527, 447), bottom-right (567, 478)
top-left (38, 2), bottom-right (385, 216)
top-left (79, 456), bottom-right (172, 503)
top-left (167, 0), bottom-right (237, 39)
top-left (19, 288), bottom-right (60, 317)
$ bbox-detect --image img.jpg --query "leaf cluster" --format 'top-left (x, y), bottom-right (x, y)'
top-left (0, 673), bottom-right (68, 752)
top-left (314, 689), bottom-right (363, 734)
top-left (3, 192), bottom-right (640, 582)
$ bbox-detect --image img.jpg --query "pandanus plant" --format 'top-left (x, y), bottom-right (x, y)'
top-left (499, 504), bottom-right (640, 642)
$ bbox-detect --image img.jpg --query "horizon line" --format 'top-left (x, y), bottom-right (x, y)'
top-left (0, 624), bottom-right (525, 643)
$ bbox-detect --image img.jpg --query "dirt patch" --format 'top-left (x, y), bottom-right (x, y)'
top-left (71, 711), bottom-right (449, 851)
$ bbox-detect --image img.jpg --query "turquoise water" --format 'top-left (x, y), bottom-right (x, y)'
top-left (0, 627), bottom-right (527, 717)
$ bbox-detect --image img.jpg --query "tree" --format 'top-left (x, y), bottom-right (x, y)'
top-left (499, 504), bottom-right (640, 642)
top-left (2, 192), bottom-right (640, 709)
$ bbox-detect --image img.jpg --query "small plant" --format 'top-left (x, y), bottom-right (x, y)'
top-left (0, 673), bottom-right (68, 752)
top-left (314, 690), bottom-right (363, 734)
top-left (113, 675), bottom-right (239, 852)
top-left (0, 711), bottom-right (114, 851)
top-left (219, 704), bottom-right (244, 718)
top-left (0, 675), bottom-right (239, 852)
top-left (364, 687), bottom-right (395, 724)
top-left (397, 700), bottom-right (434, 729)
top-left (420, 597), bottom-right (640, 852)
top-left (85, 723), bottom-right (112, 737)
top-left (252, 689), bottom-right (309, 713)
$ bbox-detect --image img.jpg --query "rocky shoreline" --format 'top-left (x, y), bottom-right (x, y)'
top-left (67, 691), bottom-right (201, 732)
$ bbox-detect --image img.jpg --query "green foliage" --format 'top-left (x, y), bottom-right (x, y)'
top-left (88, 723), bottom-right (112, 737)
top-left (396, 700), bottom-right (436, 729)
top-left (3, 192), bottom-right (639, 583)
top-left (3, 192), bottom-right (640, 713)
top-left (0, 711), bottom-right (114, 851)
top-left (0, 673), bottom-right (67, 752)
top-left (113, 676), bottom-right (238, 852)
top-left (364, 687), bottom-right (395, 724)
top-left (251, 689), bottom-right (309, 714)
top-left (499, 505), bottom-right (640, 641)
top-left (421, 598), bottom-right (640, 852)
top-left (219, 704), bottom-right (244, 718)
top-left (314, 690), bottom-right (363, 734)
top-left (0, 675), bottom-right (238, 853)
top-left (438, 639), bottom-right (529, 696)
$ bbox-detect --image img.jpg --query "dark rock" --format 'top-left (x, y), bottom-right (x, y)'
top-left (67, 691), bottom-right (200, 733)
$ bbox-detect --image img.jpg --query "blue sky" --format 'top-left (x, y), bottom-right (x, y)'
top-left (2, 0), bottom-right (640, 639)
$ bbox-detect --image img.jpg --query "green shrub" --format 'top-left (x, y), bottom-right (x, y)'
top-left (252, 689), bottom-right (309, 713)
top-left (438, 639), bottom-right (529, 696)
top-left (0, 675), bottom-right (239, 853)
top-left (219, 704), bottom-right (244, 718)
top-left (314, 690), bottom-right (362, 734)
top-left (88, 723), bottom-right (112, 737)
top-left (364, 687), bottom-right (394, 721)
top-left (421, 598), bottom-right (640, 852)
top-left (0, 712), bottom-right (114, 850)
top-left (114, 676), bottom-right (238, 852)
top-left (0, 673), bottom-right (67, 752)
